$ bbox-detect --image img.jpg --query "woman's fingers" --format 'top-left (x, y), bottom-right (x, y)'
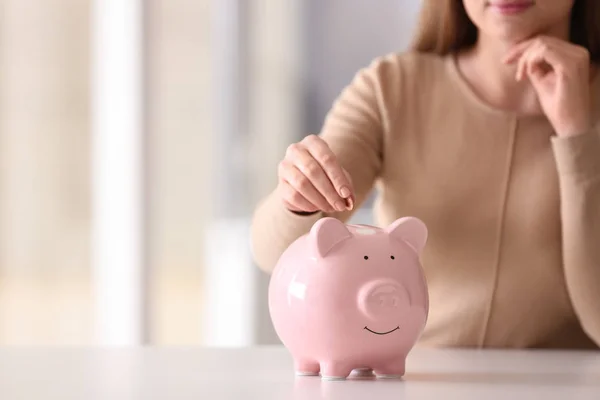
top-left (508, 36), bottom-right (584, 81)
top-left (279, 180), bottom-right (320, 213)
top-left (504, 35), bottom-right (562, 64)
top-left (525, 45), bottom-right (555, 81)
top-left (277, 134), bottom-right (356, 213)
top-left (286, 141), bottom-right (347, 212)
top-left (503, 39), bottom-right (534, 64)
top-left (302, 135), bottom-right (353, 201)
top-left (342, 169), bottom-right (355, 210)
top-left (278, 160), bottom-right (334, 213)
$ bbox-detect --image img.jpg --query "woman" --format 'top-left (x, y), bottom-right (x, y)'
top-left (250, 0), bottom-right (600, 349)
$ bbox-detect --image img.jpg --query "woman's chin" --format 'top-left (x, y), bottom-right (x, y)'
top-left (482, 25), bottom-right (542, 44)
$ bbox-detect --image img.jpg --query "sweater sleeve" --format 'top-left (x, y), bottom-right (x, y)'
top-left (250, 56), bottom-right (400, 273)
top-left (551, 126), bottom-right (600, 346)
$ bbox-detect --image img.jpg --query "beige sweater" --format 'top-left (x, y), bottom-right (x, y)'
top-left (250, 51), bottom-right (600, 349)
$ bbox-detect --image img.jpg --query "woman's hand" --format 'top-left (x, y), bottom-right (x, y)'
top-left (277, 134), bottom-right (354, 214)
top-left (503, 35), bottom-right (592, 137)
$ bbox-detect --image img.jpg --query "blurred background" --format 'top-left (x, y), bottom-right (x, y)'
top-left (0, 0), bottom-right (420, 346)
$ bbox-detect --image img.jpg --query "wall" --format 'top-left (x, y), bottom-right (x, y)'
top-left (304, 0), bottom-right (421, 134)
top-left (147, 0), bottom-right (213, 345)
top-left (0, 0), bottom-right (92, 344)
top-left (0, 0), bottom-right (215, 346)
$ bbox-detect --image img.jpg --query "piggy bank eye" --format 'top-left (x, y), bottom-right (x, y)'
top-left (364, 255), bottom-right (369, 260)
top-left (390, 255), bottom-right (395, 260)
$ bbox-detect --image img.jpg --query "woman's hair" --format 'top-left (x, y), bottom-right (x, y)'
top-left (410, 0), bottom-right (600, 62)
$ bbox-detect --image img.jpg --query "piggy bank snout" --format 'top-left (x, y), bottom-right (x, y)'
top-left (358, 280), bottom-right (409, 320)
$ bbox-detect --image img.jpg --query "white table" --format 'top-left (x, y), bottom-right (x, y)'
top-left (0, 346), bottom-right (598, 399)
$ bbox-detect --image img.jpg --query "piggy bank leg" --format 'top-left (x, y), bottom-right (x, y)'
top-left (374, 359), bottom-right (405, 379)
top-left (294, 359), bottom-right (320, 376)
top-left (350, 368), bottom-right (374, 378)
top-left (320, 362), bottom-right (354, 381)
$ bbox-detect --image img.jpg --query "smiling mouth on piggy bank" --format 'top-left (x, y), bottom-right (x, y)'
top-left (363, 326), bottom-right (400, 335)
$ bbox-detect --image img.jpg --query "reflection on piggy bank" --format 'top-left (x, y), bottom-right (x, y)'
top-left (268, 216), bottom-right (429, 380)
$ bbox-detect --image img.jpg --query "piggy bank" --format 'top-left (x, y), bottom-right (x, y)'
top-left (268, 216), bottom-right (429, 380)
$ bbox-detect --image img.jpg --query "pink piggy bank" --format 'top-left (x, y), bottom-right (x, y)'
top-left (268, 216), bottom-right (429, 380)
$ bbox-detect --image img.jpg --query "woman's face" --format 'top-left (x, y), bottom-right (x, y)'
top-left (462, 0), bottom-right (575, 42)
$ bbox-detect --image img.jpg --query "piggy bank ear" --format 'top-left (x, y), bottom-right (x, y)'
top-left (309, 217), bottom-right (352, 258)
top-left (386, 217), bottom-right (428, 254)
